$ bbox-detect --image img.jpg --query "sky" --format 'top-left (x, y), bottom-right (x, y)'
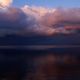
top-left (12, 0), bottom-right (80, 8)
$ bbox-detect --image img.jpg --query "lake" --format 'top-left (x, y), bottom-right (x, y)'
top-left (0, 46), bottom-right (80, 80)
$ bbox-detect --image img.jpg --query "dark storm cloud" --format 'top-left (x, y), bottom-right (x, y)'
top-left (0, 7), bottom-right (41, 36)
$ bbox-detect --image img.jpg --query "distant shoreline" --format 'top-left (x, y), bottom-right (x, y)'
top-left (0, 45), bottom-right (80, 50)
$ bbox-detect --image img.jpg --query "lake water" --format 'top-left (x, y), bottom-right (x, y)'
top-left (0, 46), bottom-right (80, 80)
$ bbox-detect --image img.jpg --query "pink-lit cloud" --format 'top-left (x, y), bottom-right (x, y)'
top-left (0, 4), bottom-right (80, 36)
top-left (0, 0), bottom-right (12, 8)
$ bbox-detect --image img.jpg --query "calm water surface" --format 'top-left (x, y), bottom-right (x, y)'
top-left (0, 46), bottom-right (79, 80)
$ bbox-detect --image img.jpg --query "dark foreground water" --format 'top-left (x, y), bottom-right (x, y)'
top-left (0, 46), bottom-right (80, 80)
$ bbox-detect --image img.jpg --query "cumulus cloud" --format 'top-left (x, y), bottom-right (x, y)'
top-left (0, 4), bottom-right (80, 36)
top-left (0, 0), bottom-right (12, 7)
top-left (22, 6), bottom-right (80, 35)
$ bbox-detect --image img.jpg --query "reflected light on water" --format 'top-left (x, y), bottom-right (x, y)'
top-left (25, 54), bottom-right (80, 80)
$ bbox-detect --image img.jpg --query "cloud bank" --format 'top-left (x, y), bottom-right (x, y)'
top-left (0, 3), bottom-right (80, 36)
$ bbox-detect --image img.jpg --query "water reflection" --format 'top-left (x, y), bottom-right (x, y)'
top-left (0, 48), bottom-right (79, 80)
top-left (25, 54), bottom-right (80, 80)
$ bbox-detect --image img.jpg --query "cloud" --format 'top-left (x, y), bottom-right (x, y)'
top-left (0, 6), bottom-right (50, 36)
top-left (22, 6), bottom-right (80, 34)
top-left (0, 5), bottom-right (58, 36)
top-left (0, 5), bottom-right (80, 36)
top-left (0, 0), bottom-right (12, 7)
